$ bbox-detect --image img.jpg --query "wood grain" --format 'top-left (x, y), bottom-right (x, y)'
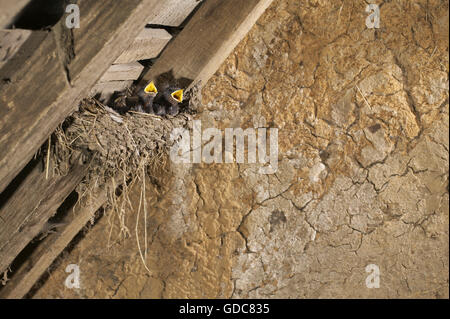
top-left (0, 29), bottom-right (32, 69)
top-left (0, 156), bottom-right (89, 275)
top-left (114, 28), bottom-right (172, 64)
top-left (0, 31), bottom-right (68, 196)
top-left (0, 183), bottom-right (108, 299)
top-left (99, 62), bottom-right (144, 82)
top-left (91, 80), bottom-right (134, 102)
top-left (148, 0), bottom-right (202, 26)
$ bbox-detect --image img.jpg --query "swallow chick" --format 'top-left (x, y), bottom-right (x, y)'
top-left (125, 96), bottom-right (142, 112)
top-left (152, 102), bottom-right (166, 116)
top-left (136, 81), bottom-right (158, 113)
top-left (112, 93), bottom-right (129, 114)
top-left (134, 103), bottom-right (145, 113)
top-left (168, 88), bottom-right (184, 115)
top-left (154, 86), bottom-right (184, 116)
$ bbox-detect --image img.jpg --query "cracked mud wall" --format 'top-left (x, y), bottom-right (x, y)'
top-left (34, 0), bottom-right (448, 298)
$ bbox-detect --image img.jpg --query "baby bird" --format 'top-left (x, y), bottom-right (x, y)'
top-left (153, 86), bottom-right (184, 116)
top-left (136, 81), bottom-right (158, 113)
top-left (152, 102), bottom-right (166, 116)
top-left (131, 81), bottom-right (184, 116)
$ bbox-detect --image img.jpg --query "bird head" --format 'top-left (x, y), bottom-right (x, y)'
top-left (170, 89), bottom-right (184, 103)
top-left (144, 81), bottom-right (158, 96)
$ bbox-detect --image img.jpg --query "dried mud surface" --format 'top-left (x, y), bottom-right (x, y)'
top-left (34, 0), bottom-right (448, 298)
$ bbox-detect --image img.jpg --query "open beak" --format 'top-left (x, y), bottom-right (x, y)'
top-left (171, 89), bottom-right (184, 103)
top-left (144, 81), bottom-right (158, 94)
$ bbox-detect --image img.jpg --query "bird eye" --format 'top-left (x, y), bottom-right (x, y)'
top-left (171, 89), bottom-right (183, 103)
top-left (144, 81), bottom-right (158, 94)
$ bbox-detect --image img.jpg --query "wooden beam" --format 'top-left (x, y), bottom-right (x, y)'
top-left (91, 80), bottom-right (134, 102)
top-left (0, 31), bottom-right (69, 196)
top-left (0, 0), bottom-right (161, 194)
top-left (67, 0), bottom-right (144, 80)
top-left (148, 0), bottom-right (202, 27)
top-left (0, 184), bottom-right (108, 299)
top-left (99, 62), bottom-right (144, 82)
top-left (0, 156), bottom-right (89, 275)
top-left (141, 0), bottom-right (274, 90)
top-left (0, 29), bottom-right (32, 69)
top-left (0, 0), bottom-right (31, 28)
top-left (114, 28), bottom-right (172, 64)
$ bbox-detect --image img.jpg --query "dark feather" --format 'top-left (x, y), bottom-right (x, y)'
top-left (153, 103), bottom-right (166, 116)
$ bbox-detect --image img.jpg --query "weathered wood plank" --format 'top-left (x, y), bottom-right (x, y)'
top-left (114, 28), bottom-right (172, 64)
top-left (68, 0), bottom-right (144, 80)
top-left (0, 32), bottom-right (63, 112)
top-left (148, 0), bottom-right (202, 27)
top-left (0, 31), bottom-right (69, 196)
top-left (91, 80), bottom-right (133, 102)
top-left (141, 0), bottom-right (274, 90)
top-left (0, 184), bottom-right (107, 299)
top-left (0, 0), bottom-right (31, 28)
top-left (0, 0), bottom-right (161, 194)
top-left (0, 29), bottom-right (32, 69)
top-left (0, 156), bottom-right (88, 275)
top-left (99, 62), bottom-right (144, 82)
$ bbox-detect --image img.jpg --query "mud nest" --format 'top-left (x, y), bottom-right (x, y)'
top-left (48, 86), bottom-right (200, 229)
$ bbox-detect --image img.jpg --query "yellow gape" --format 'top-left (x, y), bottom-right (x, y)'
top-left (171, 89), bottom-right (184, 103)
top-left (144, 81), bottom-right (158, 94)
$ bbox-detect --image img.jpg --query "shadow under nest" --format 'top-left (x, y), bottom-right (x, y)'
top-left (48, 85), bottom-right (200, 239)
